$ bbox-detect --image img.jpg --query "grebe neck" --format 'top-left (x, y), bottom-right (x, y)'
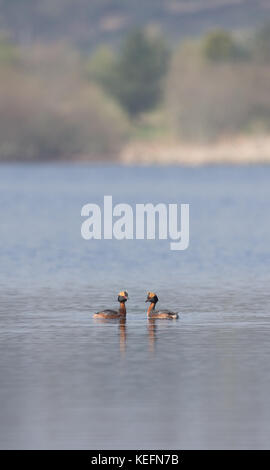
top-left (147, 302), bottom-right (156, 315)
top-left (119, 301), bottom-right (126, 315)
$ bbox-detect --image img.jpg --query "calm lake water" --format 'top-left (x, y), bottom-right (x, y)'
top-left (0, 164), bottom-right (270, 449)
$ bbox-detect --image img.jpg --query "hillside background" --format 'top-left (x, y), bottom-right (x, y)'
top-left (0, 0), bottom-right (268, 48)
top-left (1, 0), bottom-right (270, 163)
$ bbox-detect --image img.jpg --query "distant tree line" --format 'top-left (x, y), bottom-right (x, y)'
top-left (86, 30), bottom-right (169, 117)
top-left (86, 24), bottom-right (270, 140)
top-left (1, 23), bottom-right (270, 160)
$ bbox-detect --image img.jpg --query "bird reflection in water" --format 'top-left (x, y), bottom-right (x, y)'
top-left (148, 318), bottom-right (157, 352)
top-left (93, 316), bottom-right (127, 355)
top-left (119, 317), bottom-right (126, 354)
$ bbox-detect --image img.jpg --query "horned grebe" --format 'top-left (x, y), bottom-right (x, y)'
top-left (93, 291), bottom-right (128, 319)
top-left (145, 292), bottom-right (179, 319)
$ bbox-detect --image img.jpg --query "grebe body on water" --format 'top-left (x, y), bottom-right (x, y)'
top-left (145, 292), bottom-right (179, 319)
top-left (93, 291), bottom-right (128, 319)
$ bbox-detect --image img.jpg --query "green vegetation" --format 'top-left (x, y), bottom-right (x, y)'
top-left (1, 22), bottom-right (270, 160)
top-left (87, 30), bottom-right (169, 116)
top-left (112, 30), bottom-right (169, 116)
top-left (86, 46), bottom-right (118, 96)
top-left (0, 43), bottom-right (128, 160)
top-left (0, 36), bottom-right (20, 65)
top-left (253, 22), bottom-right (270, 62)
top-left (202, 30), bottom-right (247, 62)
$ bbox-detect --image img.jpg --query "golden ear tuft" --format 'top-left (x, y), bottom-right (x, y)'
top-left (148, 292), bottom-right (156, 298)
top-left (119, 291), bottom-right (128, 297)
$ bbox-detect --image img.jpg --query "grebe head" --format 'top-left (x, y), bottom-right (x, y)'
top-left (118, 291), bottom-right (128, 303)
top-left (145, 292), bottom-right (159, 304)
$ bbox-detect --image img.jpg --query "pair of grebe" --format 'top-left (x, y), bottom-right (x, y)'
top-left (93, 291), bottom-right (179, 319)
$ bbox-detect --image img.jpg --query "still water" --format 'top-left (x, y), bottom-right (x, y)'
top-left (0, 164), bottom-right (270, 449)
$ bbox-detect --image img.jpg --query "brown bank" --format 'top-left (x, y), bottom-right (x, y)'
top-left (120, 135), bottom-right (270, 166)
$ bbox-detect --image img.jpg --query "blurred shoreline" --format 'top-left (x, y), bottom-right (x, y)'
top-left (120, 135), bottom-right (270, 166)
top-left (2, 135), bottom-right (270, 166)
